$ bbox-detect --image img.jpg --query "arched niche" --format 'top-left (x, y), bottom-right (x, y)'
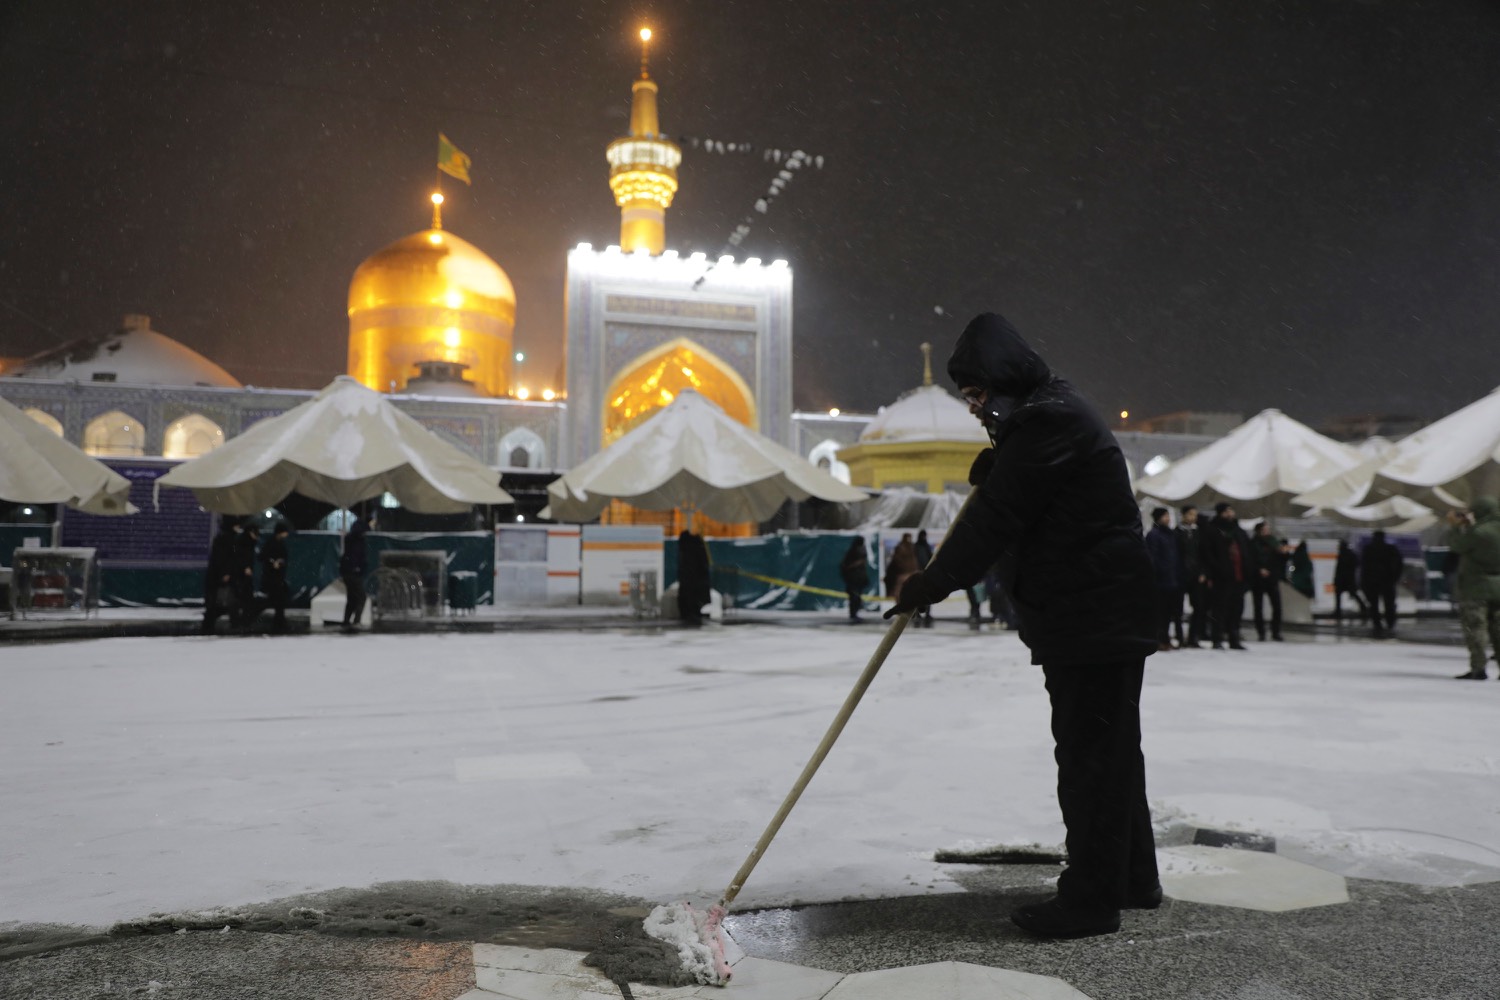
top-left (23, 408), bottom-right (63, 437)
top-left (498, 427), bottom-right (546, 469)
top-left (603, 337), bottom-right (756, 445)
top-left (83, 409), bottom-right (145, 457)
top-left (162, 413), bottom-right (225, 460)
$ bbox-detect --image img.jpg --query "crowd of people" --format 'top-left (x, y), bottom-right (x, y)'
top-left (1141, 504), bottom-right (1416, 651)
top-left (202, 516), bottom-right (292, 634)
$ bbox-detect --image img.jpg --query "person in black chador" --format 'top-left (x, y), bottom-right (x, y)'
top-left (230, 521), bottom-right (259, 630)
top-left (339, 511), bottom-right (374, 631)
top-left (202, 517), bottom-right (241, 634)
top-left (884, 312), bottom-right (1160, 939)
top-left (259, 522), bottom-right (291, 632)
top-left (676, 529), bottom-right (711, 625)
top-left (1360, 529), bottom-right (1405, 637)
top-left (1333, 539), bottom-right (1367, 623)
top-left (1202, 502), bottom-right (1251, 650)
top-left (839, 535), bottom-right (870, 622)
top-left (1248, 521), bottom-right (1286, 642)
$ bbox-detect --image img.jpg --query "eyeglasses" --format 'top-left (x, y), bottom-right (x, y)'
top-left (960, 387), bottom-right (986, 407)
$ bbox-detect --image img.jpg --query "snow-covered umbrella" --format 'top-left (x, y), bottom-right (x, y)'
top-left (1132, 408), bottom-right (1366, 520)
top-left (1294, 386), bottom-right (1500, 513)
top-left (542, 389), bottom-right (867, 523)
top-left (0, 393), bottom-right (134, 515)
top-left (155, 376), bottom-right (512, 514)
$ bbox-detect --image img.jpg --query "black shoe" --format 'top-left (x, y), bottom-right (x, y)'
top-left (1272, 634), bottom-right (1284, 641)
top-left (1229, 643), bottom-right (1249, 651)
top-left (1212, 643), bottom-right (1225, 650)
top-left (1126, 883), bottom-right (1164, 910)
top-left (1011, 896), bottom-right (1120, 939)
top-left (1455, 670), bottom-right (1487, 680)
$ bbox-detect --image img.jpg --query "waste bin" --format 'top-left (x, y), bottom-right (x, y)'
top-left (448, 571), bottom-right (478, 615)
top-left (628, 570), bottom-right (659, 618)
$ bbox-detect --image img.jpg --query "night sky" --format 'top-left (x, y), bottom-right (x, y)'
top-left (3, 1), bottom-right (1498, 426)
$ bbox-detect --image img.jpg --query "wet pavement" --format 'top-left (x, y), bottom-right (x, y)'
top-left (5, 853), bottom-right (1498, 999)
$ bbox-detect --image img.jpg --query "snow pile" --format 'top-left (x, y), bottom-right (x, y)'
top-left (642, 901), bottom-right (729, 985)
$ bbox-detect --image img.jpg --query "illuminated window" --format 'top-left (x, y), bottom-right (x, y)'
top-left (83, 409), bottom-right (145, 457)
top-left (162, 413), bottom-right (225, 459)
top-left (23, 408), bottom-right (63, 437)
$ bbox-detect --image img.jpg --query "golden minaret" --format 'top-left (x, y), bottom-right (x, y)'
top-left (605, 28), bottom-right (681, 254)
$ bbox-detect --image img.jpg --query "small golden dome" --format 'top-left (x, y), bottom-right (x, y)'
top-left (347, 229), bottom-right (517, 397)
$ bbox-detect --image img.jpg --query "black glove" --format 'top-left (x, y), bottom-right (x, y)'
top-left (884, 570), bottom-right (939, 620)
top-left (968, 447), bottom-right (996, 486)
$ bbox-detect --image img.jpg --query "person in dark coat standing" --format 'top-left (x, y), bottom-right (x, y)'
top-left (839, 535), bottom-right (870, 622)
top-left (1333, 539), bottom-right (1366, 622)
top-left (1360, 529), bottom-right (1405, 636)
top-left (912, 529), bottom-right (935, 627)
top-left (885, 312), bottom-right (1159, 940)
top-left (676, 529), bottom-right (711, 625)
top-left (1248, 521), bottom-right (1286, 642)
top-left (340, 512), bottom-right (374, 631)
top-left (1175, 505), bottom-right (1206, 648)
top-left (260, 522), bottom-right (291, 632)
top-left (1201, 502), bottom-right (1251, 650)
top-left (202, 518), bottom-right (241, 634)
top-left (1145, 507), bottom-right (1181, 652)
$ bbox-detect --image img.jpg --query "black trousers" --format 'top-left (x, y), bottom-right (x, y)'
top-left (341, 572), bottom-right (367, 625)
top-left (1155, 589), bottom-right (1182, 645)
top-left (1184, 579), bottom-right (1208, 642)
top-left (1209, 582), bottom-right (1246, 646)
top-left (1042, 658), bottom-right (1158, 909)
top-left (1251, 582), bottom-right (1282, 639)
top-left (1364, 585), bottom-right (1397, 631)
top-left (845, 588), bottom-right (863, 619)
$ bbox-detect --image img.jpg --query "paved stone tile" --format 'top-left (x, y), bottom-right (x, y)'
top-left (701, 955), bottom-right (844, 999)
top-left (825, 961), bottom-right (1093, 999)
top-left (1159, 845), bottom-right (1349, 912)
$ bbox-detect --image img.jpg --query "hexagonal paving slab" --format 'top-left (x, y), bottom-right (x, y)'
top-left (824, 961), bottom-right (1093, 999)
top-left (1159, 844), bottom-right (1350, 912)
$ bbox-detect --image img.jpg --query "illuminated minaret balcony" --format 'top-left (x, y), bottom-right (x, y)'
top-left (606, 28), bottom-right (681, 255)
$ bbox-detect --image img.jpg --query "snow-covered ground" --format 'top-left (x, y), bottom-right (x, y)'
top-left (3, 620), bottom-right (1498, 930)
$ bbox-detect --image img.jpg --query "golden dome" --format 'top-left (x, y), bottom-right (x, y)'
top-left (347, 228), bottom-right (517, 397)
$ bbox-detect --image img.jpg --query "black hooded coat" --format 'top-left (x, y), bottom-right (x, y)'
top-left (927, 313), bottom-right (1157, 666)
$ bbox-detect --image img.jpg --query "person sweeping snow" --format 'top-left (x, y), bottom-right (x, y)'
top-left (885, 311), bottom-right (1162, 939)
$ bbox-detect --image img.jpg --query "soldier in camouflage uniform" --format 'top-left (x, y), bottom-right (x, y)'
top-left (1448, 496), bottom-right (1500, 680)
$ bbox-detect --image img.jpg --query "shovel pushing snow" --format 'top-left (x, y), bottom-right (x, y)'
top-left (646, 497), bottom-right (974, 985)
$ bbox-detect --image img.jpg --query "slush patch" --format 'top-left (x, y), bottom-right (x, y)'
top-left (1193, 827), bottom-right (1277, 852)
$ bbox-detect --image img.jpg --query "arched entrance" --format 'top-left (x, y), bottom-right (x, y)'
top-left (601, 337), bottom-right (757, 537)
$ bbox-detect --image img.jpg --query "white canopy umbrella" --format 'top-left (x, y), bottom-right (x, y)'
top-left (1295, 386), bottom-right (1500, 513)
top-left (155, 376), bottom-right (512, 514)
top-left (1133, 408), bottom-right (1365, 519)
top-left (0, 394), bottom-right (134, 515)
top-left (543, 389), bottom-right (867, 523)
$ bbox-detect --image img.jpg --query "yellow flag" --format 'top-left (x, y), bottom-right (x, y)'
top-left (438, 133), bottom-right (472, 185)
